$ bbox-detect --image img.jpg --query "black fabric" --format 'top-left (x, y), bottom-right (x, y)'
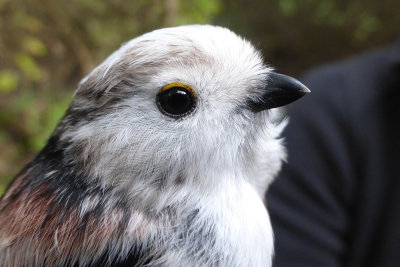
top-left (267, 40), bottom-right (400, 267)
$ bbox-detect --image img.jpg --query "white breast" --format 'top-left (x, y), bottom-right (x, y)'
top-left (207, 180), bottom-right (273, 267)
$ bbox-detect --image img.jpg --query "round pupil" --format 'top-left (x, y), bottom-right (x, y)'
top-left (157, 87), bottom-right (194, 117)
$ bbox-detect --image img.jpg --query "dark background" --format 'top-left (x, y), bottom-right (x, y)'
top-left (1, 0), bottom-right (399, 195)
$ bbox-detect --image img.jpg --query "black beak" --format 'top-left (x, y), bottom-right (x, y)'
top-left (248, 72), bottom-right (310, 112)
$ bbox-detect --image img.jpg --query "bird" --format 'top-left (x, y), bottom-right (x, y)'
top-left (0, 25), bottom-right (309, 267)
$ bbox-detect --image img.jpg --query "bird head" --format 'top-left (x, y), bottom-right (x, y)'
top-left (54, 25), bottom-right (308, 200)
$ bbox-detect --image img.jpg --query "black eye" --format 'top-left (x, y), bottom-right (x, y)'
top-left (156, 87), bottom-right (195, 118)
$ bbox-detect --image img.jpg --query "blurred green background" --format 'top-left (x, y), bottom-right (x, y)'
top-left (1, 0), bottom-right (399, 195)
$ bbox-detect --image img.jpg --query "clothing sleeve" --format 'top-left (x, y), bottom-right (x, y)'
top-left (267, 68), bottom-right (358, 267)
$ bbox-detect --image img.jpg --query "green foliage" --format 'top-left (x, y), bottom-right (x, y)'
top-left (0, 70), bottom-right (18, 93)
top-left (279, 0), bottom-right (297, 17)
top-left (22, 36), bottom-right (48, 57)
top-left (178, 0), bottom-right (222, 24)
top-left (0, 183), bottom-right (4, 197)
top-left (14, 53), bottom-right (45, 81)
top-left (355, 12), bottom-right (380, 41)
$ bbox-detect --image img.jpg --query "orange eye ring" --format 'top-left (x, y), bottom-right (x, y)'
top-left (162, 83), bottom-right (195, 95)
top-left (157, 83), bottom-right (196, 118)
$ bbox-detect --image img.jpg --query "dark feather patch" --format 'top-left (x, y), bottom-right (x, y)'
top-left (0, 131), bottom-right (153, 265)
top-left (85, 245), bottom-right (152, 267)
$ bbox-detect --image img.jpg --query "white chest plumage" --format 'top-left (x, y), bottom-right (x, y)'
top-left (212, 182), bottom-right (273, 267)
top-left (125, 179), bottom-right (273, 267)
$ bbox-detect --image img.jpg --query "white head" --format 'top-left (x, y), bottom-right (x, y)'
top-left (55, 25), bottom-right (308, 204)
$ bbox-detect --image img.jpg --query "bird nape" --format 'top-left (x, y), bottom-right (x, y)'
top-left (0, 25), bottom-right (308, 267)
